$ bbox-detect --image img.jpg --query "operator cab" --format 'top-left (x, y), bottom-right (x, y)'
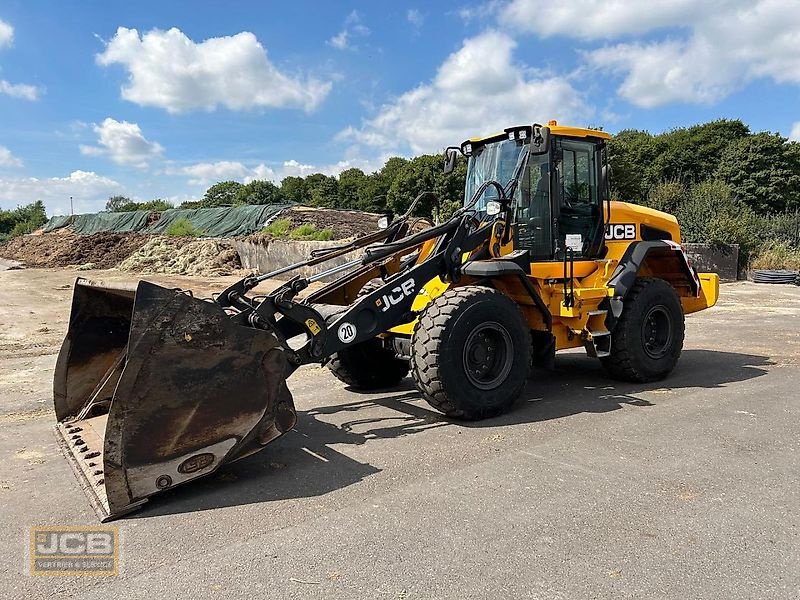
top-left (454, 121), bottom-right (611, 262)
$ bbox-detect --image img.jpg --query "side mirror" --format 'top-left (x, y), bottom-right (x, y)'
top-left (530, 125), bottom-right (550, 155)
top-left (443, 147), bottom-right (460, 174)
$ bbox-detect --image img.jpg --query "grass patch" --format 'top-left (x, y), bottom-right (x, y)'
top-left (262, 218), bottom-right (292, 237)
top-left (288, 223), bottom-right (335, 241)
top-left (750, 240), bottom-right (800, 271)
top-left (262, 219), bottom-right (334, 241)
top-left (165, 217), bottom-right (204, 237)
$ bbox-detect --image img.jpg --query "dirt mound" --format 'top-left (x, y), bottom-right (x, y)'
top-left (283, 207), bottom-right (380, 239)
top-left (0, 231), bottom-right (149, 269)
top-left (118, 237), bottom-right (241, 276)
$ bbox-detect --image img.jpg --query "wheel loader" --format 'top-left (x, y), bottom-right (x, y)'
top-left (54, 122), bottom-right (719, 520)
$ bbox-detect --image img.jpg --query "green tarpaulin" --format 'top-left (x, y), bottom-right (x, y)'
top-left (145, 204), bottom-right (290, 237)
top-left (41, 204), bottom-right (290, 237)
top-left (43, 215), bottom-right (73, 232)
top-left (71, 211), bottom-right (152, 234)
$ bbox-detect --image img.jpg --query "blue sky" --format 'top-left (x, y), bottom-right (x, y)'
top-left (1, 0), bottom-right (799, 215)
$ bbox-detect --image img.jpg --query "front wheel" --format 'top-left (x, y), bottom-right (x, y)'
top-left (328, 338), bottom-right (409, 390)
top-left (601, 277), bottom-right (685, 382)
top-left (411, 286), bottom-right (531, 420)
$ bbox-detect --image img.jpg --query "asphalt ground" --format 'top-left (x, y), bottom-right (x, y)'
top-left (0, 269), bottom-right (798, 599)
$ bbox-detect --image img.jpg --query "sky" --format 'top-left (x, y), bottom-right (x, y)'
top-left (1, 0), bottom-right (800, 215)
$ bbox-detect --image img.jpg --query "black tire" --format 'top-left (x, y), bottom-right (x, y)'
top-left (328, 338), bottom-right (409, 390)
top-left (601, 277), bottom-right (685, 382)
top-left (327, 278), bottom-right (409, 390)
top-left (411, 286), bottom-right (531, 420)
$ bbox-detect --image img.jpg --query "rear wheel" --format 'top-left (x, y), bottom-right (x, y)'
top-left (411, 286), bottom-right (531, 420)
top-left (601, 277), bottom-right (684, 382)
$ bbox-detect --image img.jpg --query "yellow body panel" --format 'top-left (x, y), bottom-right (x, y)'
top-left (468, 122), bottom-right (610, 144)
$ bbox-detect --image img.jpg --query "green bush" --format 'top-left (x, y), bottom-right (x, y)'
top-left (760, 210), bottom-right (800, 247)
top-left (675, 180), bottom-right (762, 263)
top-left (645, 181), bottom-right (686, 214)
top-left (165, 218), bottom-right (204, 237)
top-left (288, 223), bottom-right (334, 241)
top-left (262, 218), bottom-right (292, 237)
top-left (750, 240), bottom-right (800, 271)
top-left (0, 200), bottom-right (47, 241)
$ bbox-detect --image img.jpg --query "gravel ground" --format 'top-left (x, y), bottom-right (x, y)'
top-left (0, 271), bottom-right (798, 600)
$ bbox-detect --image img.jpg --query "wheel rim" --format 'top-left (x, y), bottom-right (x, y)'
top-left (462, 322), bottom-right (514, 390)
top-left (641, 305), bottom-right (673, 359)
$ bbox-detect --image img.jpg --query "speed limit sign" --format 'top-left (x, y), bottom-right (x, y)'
top-left (337, 322), bottom-right (357, 344)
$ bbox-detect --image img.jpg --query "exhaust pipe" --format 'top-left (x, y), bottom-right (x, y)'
top-left (54, 278), bottom-right (297, 521)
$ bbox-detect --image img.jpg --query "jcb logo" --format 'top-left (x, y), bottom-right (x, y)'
top-left (379, 279), bottom-right (416, 312)
top-left (30, 526), bottom-right (119, 576)
top-left (605, 223), bottom-right (636, 240)
top-left (35, 532), bottom-right (114, 555)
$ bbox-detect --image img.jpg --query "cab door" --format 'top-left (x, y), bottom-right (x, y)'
top-left (552, 138), bottom-right (606, 259)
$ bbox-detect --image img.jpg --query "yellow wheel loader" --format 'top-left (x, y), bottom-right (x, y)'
top-left (54, 122), bottom-right (719, 520)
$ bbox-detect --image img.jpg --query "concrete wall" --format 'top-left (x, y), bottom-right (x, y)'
top-left (232, 239), bottom-right (363, 281)
top-left (683, 243), bottom-right (739, 282)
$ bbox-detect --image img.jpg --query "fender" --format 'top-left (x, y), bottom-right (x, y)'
top-left (462, 250), bottom-right (552, 330)
top-left (606, 240), bottom-right (700, 318)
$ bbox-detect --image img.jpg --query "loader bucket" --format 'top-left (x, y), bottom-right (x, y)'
top-left (53, 278), bottom-right (297, 521)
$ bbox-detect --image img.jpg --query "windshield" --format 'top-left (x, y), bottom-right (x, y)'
top-left (464, 138), bottom-right (529, 211)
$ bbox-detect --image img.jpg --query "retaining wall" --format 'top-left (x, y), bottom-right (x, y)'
top-left (232, 239), bottom-right (362, 282)
top-left (683, 243), bottom-right (739, 282)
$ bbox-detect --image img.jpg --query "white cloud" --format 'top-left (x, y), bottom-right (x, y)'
top-left (328, 10), bottom-right (370, 51)
top-left (0, 18), bottom-right (42, 100)
top-left (339, 30), bottom-right (587, 154)
top-left (790, 122), bottom-right (800, 142)
top-left (499, 0), bottom-right (710, 39)
top-left (96, 27), bottom-right (331, 113)
top-left (0, 170), bottom-right (124, 215)
top-left (0, 79), bottom-right (39, 100)
top-left (175, 157), bottom-right (383, 187)
top-left (328, 30), bottom-right (349, 50)
top-left (0, 145), bottom-right (23, 168)
top-left (176, 161), bottom-right (252, 185)
top-left (79, 118), bottom-right (163, 168)
top-left (499, 0), bottom-right (800, 108)
top-left (0, 18), bottom-right (13, 48)
top-left (407, 9), bottom-right (424, 28)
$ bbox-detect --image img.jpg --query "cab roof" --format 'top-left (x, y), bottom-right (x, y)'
top-left (467, 121), bottom-right (611, 143)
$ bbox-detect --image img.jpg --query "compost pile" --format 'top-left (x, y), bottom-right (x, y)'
top-left (281, 206), bottom-right (380, 239)
top-left (118, 237), bottom-right (240, 276)
top-left (0, 231), bottom-right (241, 276)
top-left (0, 231), bottom-right (149, 269)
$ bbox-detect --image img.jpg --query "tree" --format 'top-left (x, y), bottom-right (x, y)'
top-left (305, 173), bottom-right (339, 208)
top-left (105, 195), bottom-right (133, 212)
top-left (716, 133), bottom-right (800, 213)
top-left (337, 168), bottom-right (367, 209)
top-left (236, 180), bottom-right (283, 205)
top-left (202, 181), bottom-right (243, 207)
top-left (608, 129), bottom-right (659, 202)
top-left (280, 176), bottom-right (308, 204)
top-left (116, 199), bottom-right (174, 212)
top-left (354, 157), bottom-right (409, 212)
top-left (386, 154), bottom-right (465, 217)
top-left (0, 200), bottom-right (47, 240)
